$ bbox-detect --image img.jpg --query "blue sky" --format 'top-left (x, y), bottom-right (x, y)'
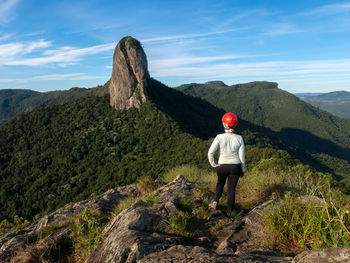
top-left (0, 0), bottom-right (350, 93)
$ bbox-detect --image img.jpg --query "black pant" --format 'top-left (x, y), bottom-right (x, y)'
top-left (214, 164), bottom-right (242, 211)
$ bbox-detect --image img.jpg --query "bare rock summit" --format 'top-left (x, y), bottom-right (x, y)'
top-left (109, 36), bottom-right (149, 110)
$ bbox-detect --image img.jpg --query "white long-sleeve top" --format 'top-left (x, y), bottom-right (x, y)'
top-left (208, 133), bottom-right (245, 171)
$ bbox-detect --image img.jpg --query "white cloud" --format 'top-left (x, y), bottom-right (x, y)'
top-left (303, 2), bottom-right (350, 16)
top-left (149, 58), bottom-right (350, 80)
top-left (0, 33), bottom-right (12, 41)
top-left (0, 41), bottom-right (114, 66)
top-left (0, 0), bottom-right (19, 23)
top-left (0, 39), bottom-right (52, 58)
top-left (141, 29), bottom-right (241, 43)
top-left (32, 73), bottom-right (104, 81)
top-left (0, 78), bottom-right (25, 83)
top-left (263, 23), bottom-right (304, 36)
top-left (0, 73), bottom-right (104, 84)
top-left (24, 39), bottom-right (52, 54)
top-left (150, 55), bottom-right (257, 69)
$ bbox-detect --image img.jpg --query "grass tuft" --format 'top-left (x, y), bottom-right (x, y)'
top-left (69, 208), bottom-right (109, 261)
top-left (113, 197), bottom-right (138, 216)
top-left (168, 211), bottom-right (194, 238)
top-left (264, 192), bottom-right (350, 252)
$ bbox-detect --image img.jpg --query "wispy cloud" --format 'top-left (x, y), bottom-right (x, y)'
top-left (0, 0), bottom-right (19, 23)
top-left (141, 29), bottom-right (242, 43)
top-left (0, 73), bottom-right (104, 84)
top-left (0, 33), bottom-right (13, 41)
top-left (303, 2), bottom-right (350, 16)
top-left (0, 78), bottom-right (25, 83)
top-left (263, 23), bottom-right (304, 36)
top-left (0, 40), bottom-right (114, 66)
top-left (150, 58), bottom-right (350, 81)
top-left (150, 55), bottom-right (265, 69)
top-left (0, 39), bottom-right (52, 57)
top-left (32, 73), bottom-right (104, 81)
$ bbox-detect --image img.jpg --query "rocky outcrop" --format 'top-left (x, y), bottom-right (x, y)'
top-left (86, 175), bottom-right (293, 263)
top-left (109, 36), bottom-right (149, 110)
top-left (0, 184), bottom-right (140, 262)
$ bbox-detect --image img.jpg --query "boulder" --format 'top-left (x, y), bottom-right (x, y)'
top-left (293, 246), bottom-right (350, 263)
top-left (0, 184), bottom-right (139, 262)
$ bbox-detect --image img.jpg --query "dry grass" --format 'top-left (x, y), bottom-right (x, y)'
top-left (136, 176), bottom-right (158, 195)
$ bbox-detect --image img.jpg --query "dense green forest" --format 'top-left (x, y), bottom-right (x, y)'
top-left (176, 81), bottom-right (350, 175)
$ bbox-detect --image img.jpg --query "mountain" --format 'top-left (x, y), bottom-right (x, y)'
top-left (176, 81), bottom-right (350, 175)
top-left (0, 87), bottom-right (95, 126)
top-left (297, 91), bottom-right (350, 119)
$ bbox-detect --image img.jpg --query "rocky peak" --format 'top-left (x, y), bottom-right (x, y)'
top-left (109, 36), bottom-right (149, 110)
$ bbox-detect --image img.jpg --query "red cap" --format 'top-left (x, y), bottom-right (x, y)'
top-left (222, 112), bottom-right (238, 127)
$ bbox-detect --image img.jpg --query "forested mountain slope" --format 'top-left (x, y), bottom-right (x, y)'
top-left (1, 78), bottom-right (295, 222)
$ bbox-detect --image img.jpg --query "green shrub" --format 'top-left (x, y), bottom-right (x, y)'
top-left (196, 207), bottom-right (210, 220)
top-left (211, 221), bottom-right (223, 232)
top-left (252, 157), bottom-right (287, 173)
top-left (0, 215), bottom-right (30, 236)
top-left (176, 197), bottom-right (196, 213)
top-left (283, 165), bottom-right (330, 196)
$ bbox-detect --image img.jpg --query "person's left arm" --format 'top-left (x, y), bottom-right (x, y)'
top-left (239, 136), bottom-right (245, 174)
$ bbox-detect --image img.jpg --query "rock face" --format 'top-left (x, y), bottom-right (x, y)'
top-left (109, 36), bottom-right (149, 110)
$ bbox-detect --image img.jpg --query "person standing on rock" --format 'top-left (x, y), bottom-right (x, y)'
top-left (208, 112), bottom-right (245, 212)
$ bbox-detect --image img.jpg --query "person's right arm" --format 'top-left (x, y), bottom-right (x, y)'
top-left (208, 136), bottom-right (219, 168)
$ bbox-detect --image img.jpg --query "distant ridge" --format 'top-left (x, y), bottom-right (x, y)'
top-left (297, 90), bottom-right (350, 119)
top-left (0, 87), bottom-right (95, 125)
